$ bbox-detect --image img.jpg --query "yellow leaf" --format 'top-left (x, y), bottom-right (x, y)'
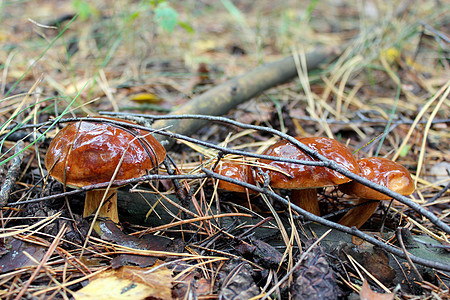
top-left (130, 93), bottom-right (163, 103)
top-left (73, 263), bottom-right (173, 300)
top-left (192, 39), bottom-right (217, 52)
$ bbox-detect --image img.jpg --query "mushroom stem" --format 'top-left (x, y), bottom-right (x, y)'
top-left (84, 189), bottom-right (119, 224)
top-left (338, 199), bottom-right (379, 228)
top-left (290, 189), bottom-right (320, 216)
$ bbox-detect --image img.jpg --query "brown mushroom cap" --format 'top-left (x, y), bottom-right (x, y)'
top-left (259, 137), bottom-right (359, 189)
top-left (339, 157), bottom-right (415, 200)
top-left (214, 161), bottom-right (256, 193)
top-left (45, 119), bottom-right (167, 187)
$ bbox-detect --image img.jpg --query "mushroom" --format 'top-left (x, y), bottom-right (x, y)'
top-left (214, 161), bottom-right (256, 194)
top-left (258, 137), bottom-right (359, 215)
top-left (338, 157), bottom-right (415, 229)
top-left (45, 118), bottom-right (166, 232)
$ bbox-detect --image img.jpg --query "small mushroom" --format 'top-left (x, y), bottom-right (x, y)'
top-left (45, 118), bottom-right (166, 232)
top-left (258, 137), bottom-right (359, 215)
top-left (338, 157), bottom-right (415, 229)
top-left (214, 161), bottom-right (256, 194)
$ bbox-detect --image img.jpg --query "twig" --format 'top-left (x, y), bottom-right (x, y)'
top-left (426, 181), bottom-right (450, 204)
top-left (397, 228), bottom-right (424, 282)
top-left (23, 115), bottom-right (450, 233)
top-left (47, 116), bottom-right (327, 167)
top-left (0, 141), bottom-right (24, 208)
top-left (100, 115), bottom-right (450, 234)
top-left (202, 167), bottom-right (450, 271)
top-left (9, 173), bottom-right (208, 206)
top-left (14, 224), bottom-right (67, 300)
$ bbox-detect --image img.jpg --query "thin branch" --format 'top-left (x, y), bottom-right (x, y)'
top-left (21, 115), bottom-right (450, 233)
top-left (202, 167), bottom-right (450, 272)
top-left (101, 114), bottom-right (450, 234)
top-left (397, 228), bottom-right (424, 281)
top-left (9, 173), bottom-right (207, 206)
top-left (37, 117), bottom-right (327, 167)
top-left (0, 141), bottom-right (24, 207)
top-left (426, 181), bottom-right (450, 204)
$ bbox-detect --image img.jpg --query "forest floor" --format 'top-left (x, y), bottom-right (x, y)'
top-left (0, 0), bottom-right (449, 299)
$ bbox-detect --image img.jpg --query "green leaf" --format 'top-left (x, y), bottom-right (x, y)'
top-left (399, 144), bottom-right (411, 157)
top-left (154, 2), bottom-right (179, 32)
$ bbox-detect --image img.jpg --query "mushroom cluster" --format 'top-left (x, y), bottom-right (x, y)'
top-left (45, 118), bottom-right (166, 232)
top-left (214, 137), bottom-right (415, 229)
top-left (257, 137), bottom-right (359, 216)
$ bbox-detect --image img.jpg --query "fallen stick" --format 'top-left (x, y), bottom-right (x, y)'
top-left (0, 141), bottom-right (24, 208)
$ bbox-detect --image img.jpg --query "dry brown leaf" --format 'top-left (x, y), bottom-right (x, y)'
top-left (73, 262), bottom-right (173, 300)
top-left (0, 238), bottom-right (47, 272)
top-left (360, 280), bottom-right (394, 300)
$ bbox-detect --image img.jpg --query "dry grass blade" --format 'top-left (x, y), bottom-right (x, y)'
top-left (0, 212), bottom-right (61, 238)
top-left (131, 212), bottom-right (252, 235)
top-left (346, 254), bottom-right (391, 294)
top-left (14, 224), bottom-right (67, 300)
top-left (414, 83), bottom-right (450, 185)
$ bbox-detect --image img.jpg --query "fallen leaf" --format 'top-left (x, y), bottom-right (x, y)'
top-left (192, 39), bottom-right (217, 53)
top-left (130, 92), bottom-right (163, 104)
top-left (360, 280), bottom-right (394, 300)
top-left (98, 220), bottom-right (172, 269)
top-left (73, 263), bottom-right (173, 300)
top-left (0, 238), bottom-right (47, 272)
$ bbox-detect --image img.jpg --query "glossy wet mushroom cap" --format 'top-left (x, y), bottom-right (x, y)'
top-left (258, 137), bottom-right (359, 215)
top-left (45, 119), bottom-right (166, 188)
top-left (214, 161), bottom-right (256, 194)
top-left (338, 157), bottom-right (415, 228)
top-left (339, 157), bottom-right (415, 200)
top-left (45, 118), bottom-right (166, 229)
